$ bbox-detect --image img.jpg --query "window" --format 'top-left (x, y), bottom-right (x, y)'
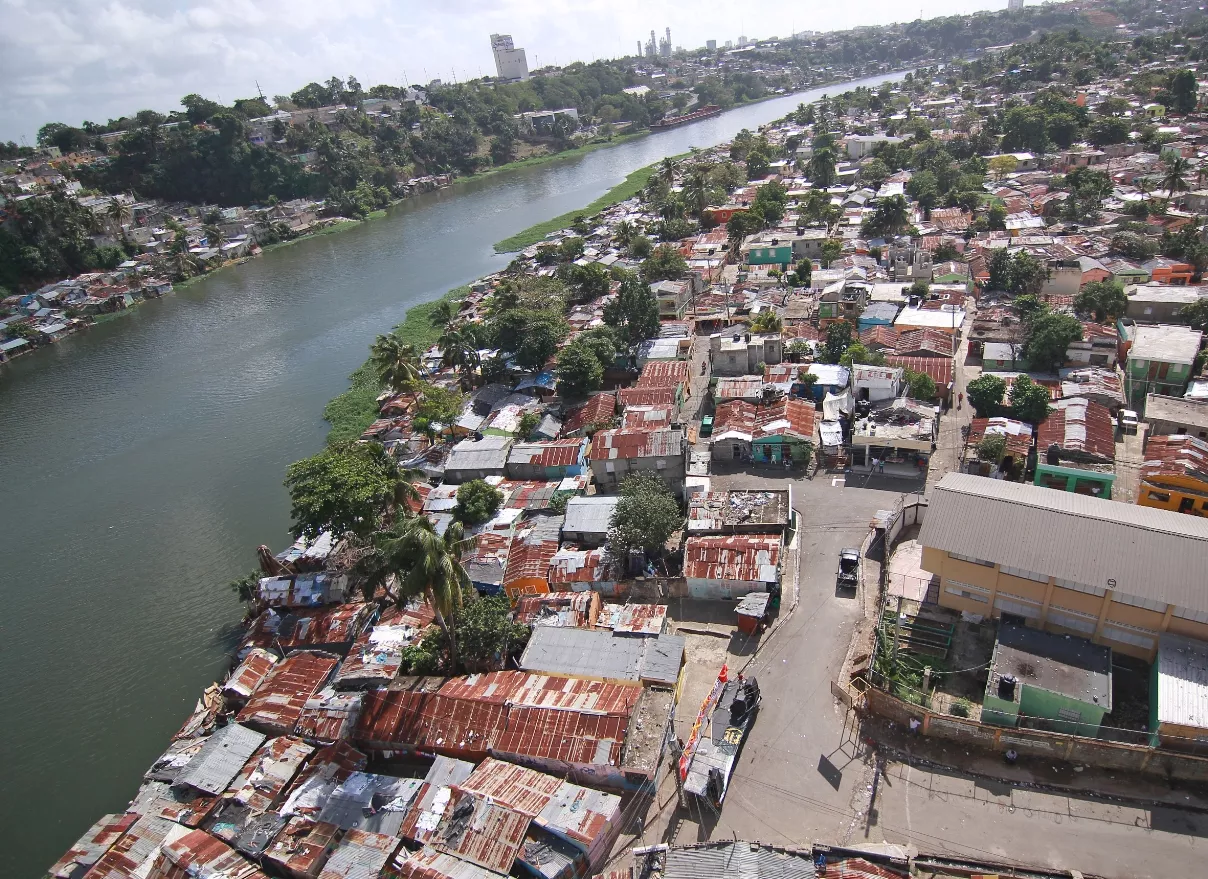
top-left (1174, 606), bottom-right (1208, 625)
top-left (1147, 490), bottom-right (1171, 503)
top-left (1001, 566), bottom-right (1049, 583)
top-left (1113, 592), bottom-right (1167, 613)
top-left (1057, 707), bottom-right (1083, 722)
top-left (1143, 306), bottom-right (1153, 315)
top-left (995, 596), bottom-right (1042, 619)
top-left (945, 579), bottom-right (990, 604)
top-left (1101, 625), bottom-right (1155, 650)
top-left (1054, 578), bottom-right (1106, 597)
top-left (1048, 605), bottom-right (1097, 634)
top-left (950, 553), bottom-right (994, 567)
top-left (605, 461), bottom-right (615, 473)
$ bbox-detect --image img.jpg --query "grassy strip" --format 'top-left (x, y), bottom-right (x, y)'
top-left (494, 152), bottom-right (691, 253)
top-left (457, 132), bottom-right (647, 185)
top-left (321, 284), bottom-right (470, 445)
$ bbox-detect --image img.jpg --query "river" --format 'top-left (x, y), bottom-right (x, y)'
top-left (0, 71), bottom-right (903, 876)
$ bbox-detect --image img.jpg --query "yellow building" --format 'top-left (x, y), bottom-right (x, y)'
top-left (1137, 434), bottom-right (1208, 517)
top-left (919, 473), bottom-right (1208, 660)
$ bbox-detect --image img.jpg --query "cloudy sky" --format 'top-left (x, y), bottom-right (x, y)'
top-left (0, 0), bottom-right (1006, 142)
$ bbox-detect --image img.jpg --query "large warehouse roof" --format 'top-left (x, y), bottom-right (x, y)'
top-left (920, 473), bottom-right (1208, 614)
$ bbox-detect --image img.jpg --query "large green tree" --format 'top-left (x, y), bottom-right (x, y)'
top-left (284, 441), bottom-right (399, 538)
top-left (966, 373), bottom-right (1007, 417)
top-left (1074, 280), bottom-right (1127, 322)
top-left (603, 274), bottom-right (660, 348)
top-left (608, 472), bottom-right (683, 557)
top-left (1008, 374), bottom-right (1052, 424)
top-left (370, 331), bottom-right (423, 393)
top-left (1023, 310), bottom-right (1082, 372)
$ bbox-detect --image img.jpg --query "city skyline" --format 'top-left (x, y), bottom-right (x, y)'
top-left (1, 0), bottom-right (1007, 142)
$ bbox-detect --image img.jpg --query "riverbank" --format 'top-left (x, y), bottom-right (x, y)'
top-left (455, 131), bottom-right (648, 186)
top-left (493, 152), bottom-right (692, 253)
top-left (322, 283), bottom-right (470, 444)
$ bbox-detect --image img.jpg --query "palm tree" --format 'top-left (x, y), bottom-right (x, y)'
top-left (682, 168), bottom-right (712, 219)
top-left (439, 324), bottom-right (481, 389)
top-left (370, 332), bottom-right (423, 392)
top-left (614, 220), bottom-right (635, 247)
top-left (429, 299), bottom-right (457, 330)
top-left (808, 149), bottom-right (837, 189)
top-left (658, 157), bottom-right (678, 187)
top-left (373, 516), bottom-right (471, 670)
top-left (750, 310), bottom-right (784, 333)
top-left (172, 249), bottom-right (199, 281)
top-left (107, 197), bottom-right (131, 235)
top-left (1161, 154), bottom-right (1191, 199)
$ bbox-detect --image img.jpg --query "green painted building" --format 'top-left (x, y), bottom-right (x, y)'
top-left (1033, 462), bottom-right (1115, 499)
top-left (745, 243), bottom-right (793, 267)
top-left (982, 624), bottom-right (1111, 738)
top-left (1122, 323), bottom-right (1203, 412)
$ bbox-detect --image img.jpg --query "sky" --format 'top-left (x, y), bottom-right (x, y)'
top-left (0, 0), bottom-right (1009, 143)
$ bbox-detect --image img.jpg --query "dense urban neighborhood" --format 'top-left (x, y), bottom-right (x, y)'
top-left (26, 4), bottom-right (1208, 879)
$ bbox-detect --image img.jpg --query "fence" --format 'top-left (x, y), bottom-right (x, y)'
top-left (857, 684), bottom-right (1208, 783)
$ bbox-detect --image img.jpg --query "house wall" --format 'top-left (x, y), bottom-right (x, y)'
top-left (685, 576), bottom-right (768, 600)
top-left (922, 547), bottom-right (1208, 661)
top-left (504, 576), bottom-right (552, 601)
top-left (1018, 685), bottom-right (1107, 738)
top-left (709, 437), bottom-right (751, 462)
top-left (751, 436), bottom-right (810, 464)
top-left (1125, 357), bottom-right (1192, 409)
top-left (589, 455), bottom-right (685, 496)
top-left (1033, 462), bottom-right (1115, 499)
top-left (1137, 477), bottom-right (1208, 516)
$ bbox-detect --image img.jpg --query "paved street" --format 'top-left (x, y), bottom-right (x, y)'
top-left (605, 467), bottom-right (1208, 879)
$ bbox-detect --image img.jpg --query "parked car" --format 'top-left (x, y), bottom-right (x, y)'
top-left (836, 548), bottom-right (860, 591)
top-left (1119, 409), bottom-right (1138, 434)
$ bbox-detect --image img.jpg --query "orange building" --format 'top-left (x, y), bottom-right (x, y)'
top-left (1138, 434), bottom-right (1208, 517)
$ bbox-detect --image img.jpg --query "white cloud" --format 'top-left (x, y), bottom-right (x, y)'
top-left (0, 0), bottom-right (1001, 142)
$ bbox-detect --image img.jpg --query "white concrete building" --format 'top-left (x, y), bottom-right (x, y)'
top-left (490, 34), bottom-right (530, 81)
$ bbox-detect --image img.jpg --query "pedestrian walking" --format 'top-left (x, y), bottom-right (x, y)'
top-left (957, 391), bottom-right (964, 410)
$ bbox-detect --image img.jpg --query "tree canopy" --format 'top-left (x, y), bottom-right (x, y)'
top-left (284, 441), bottom-right (398, 538)
top-left (454, 479), bottom-right (504, 525)
top-left (608, 472), bottom-right (683, 557)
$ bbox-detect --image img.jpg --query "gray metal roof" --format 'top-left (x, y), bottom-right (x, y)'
top-left (446, 435), bottom-right (512, 473)
top-left (920, 473), bottom-right (1208, 614)
top-left (1157, 633), bottom-right (1208, 730)
top-left (1145, 394), bottom-right (1208, 430)
top-left (663, 842), bottom-right (817, 879)
top-left (519, 627), bottom-right (684, 685)
top-left (562, 495), bottom-right (620, 536)
top-left (992, 624), bottom-right (1111, 707)
top-left (318, 772), bottom-right (424, 835)
top-left (175, 723), bottom-right (265, 795)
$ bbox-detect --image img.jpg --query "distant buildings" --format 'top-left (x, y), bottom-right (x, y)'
top-left (490, 33), bottom-right (529, 82)
top-left (1008, 0), bottom-right (1025, 9)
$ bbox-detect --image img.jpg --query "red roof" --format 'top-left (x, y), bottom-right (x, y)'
top-left (713, 399), bottom-right (814, 440)
top-left (548, 547), bottom-right (610, 585)
top-left (621, 405), bottom-right (674, 429)
top-left (276, 604), bottom-right (373, 653)
top-left (636, 359), bottom-right (689, 389)
top-left (859, 326), bottom-right (902, 351)
top-left (617, 387), bottom-right (677, 409)
top-left (221, 736), bottom-right (314, 814)
top-left (508, 438), bottom-right (586, 469)
top-left (884, 355), bottom-right (953, 389)
top-left (967, 417), bottom-right (1033, 460)
top-left (683, 535), bottom-right (782, 582)
top-left (437, 670), bottom-right (639, 715)
top-left (1141, 434), bottom-right (1208, 482)
top-left (150, 829), bottom-right (268, 879)
top-left (492, 705), bottom-right (628, 766)
top-left (561, 392), bottom-right (616, 435)
top-left (590, 427), bottom-right (683, 460)
top-left (428, 790), bottom-right (530, 874)
top-left (1037, 398), bottom-right (1115, 462)
top-left (48, 813), bottom-right (137, 879)
top-left (263, 817), bottom-right (341, 879)
top-left (237, 650), bottom-right (339, 736)
top-left (354, 689), bottom-right (505, 758)
top-left (459, 757), bottom-right (562, 816)
top-left (893, 328), bottom-right (954, 356)
top-left (223, 649), bottom-right (278, 703)
top-left (502, 536), bottom-right (560, 589)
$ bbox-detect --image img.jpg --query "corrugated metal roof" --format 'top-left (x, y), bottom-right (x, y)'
top-left (636, 360), bottom-right (690, 389)
top-left (149, 829), bottom-right (267, 879)
top-left (617, 387), bottom-right (677, 409)
top-left (493, 706), bottom-right (628, 767)
top-left (354, 690), bottom-right (506, 757)
top-left (277, 741), bottom-right (368, 820)
top-left (548, 547), bottom-right (611, 585)
top-left (333, 604), bottom-right (434, 690)
top-left (920, 473), bottom-right (1208, 614)
top-left (276, 604), bottom-right (373, 653)
top-left (176, 724), bottom-right (267, 796)
top-left (561, 393), bottom-right (617, 436)
top-left (428, 790), bottom-right (530, 875)
top-left (81, 815), bottom-right (185, 879)
top-left (1038, 397), bottom-right (1115, 462)
top-left (1142, 434), bottom-right (1208, 482)
top-left (683, 536), bottom-right (782, 584)
top-left (536, 781), bottom-right (620, 847)
top-left (506, 439), bottom-right (586, 469)
top-left (562, 495), bottom-right (619, 536)
top-left (621, 404), bottom-right (675, 429)
top-left (458, 758), bottom-right (563, 817)
top-left (1157, 633), bottom-right (1208, 730)
top-left (223, 649), bottom-right (278, 703)
top-left (513, 591), bottom-right (596, 628)
top-left (589, 427), bottom-right (683, 461)
top-left (663, 842), bottom-right (816, 879)
top-left (237, 651), bottom-right (340, 736)
top-left (394, 846), bottom-right (506, 879)
top-left (612, 604), bottom-right (667, 635)
top-left (295, 687), bottom-right (365, 745)
top-left (221, 735), bottom-right (314, 814)
top-left (318, 772), bottom-right (425, 835)
top-left (263, 817), bottom-right (341, 879)
top-left (317, 829), bottom-right (401, 879)
top-left (519, 627), bottom-right (643, 681)
top-left (48, 813), bottom-right (137, 879)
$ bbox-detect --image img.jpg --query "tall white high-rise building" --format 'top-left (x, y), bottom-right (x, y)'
top-left (490, 34), bottom-right (529, 81)
top-left (1008, 0), bottom-right (1024, 9)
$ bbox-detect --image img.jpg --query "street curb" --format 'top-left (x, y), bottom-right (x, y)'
top-left (875, 742), bottom-right (1208, 816)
